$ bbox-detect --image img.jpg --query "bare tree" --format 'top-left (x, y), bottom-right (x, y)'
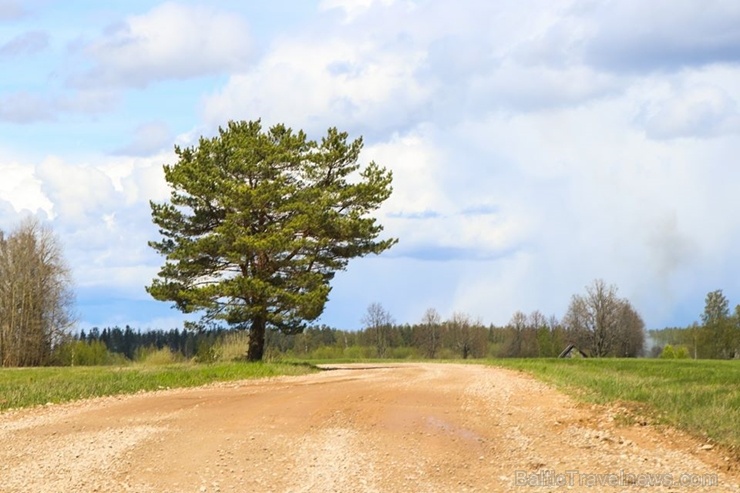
top-left (614, 302), bottom-right (645, 357)
top-left (501, 311), bottom-right (527, 357)
top-left (550, 316), bottom-right (567, 357)
top-left (527, 310), bottom-right (549, 356)
top-left (446, 312), bottom-right (487, 359)
top-left (529, 310), bottom-right (552, 357)
top-left (362, 302), bottom-right (394, 358)
top-left (501, 311), bottom-right (542, 357)
top-left (0, 218), bottom-right (75, 366)
top-left (415, 307), bottom-right (442, 358)
top-left (563, 279), bottom-right (644, 357)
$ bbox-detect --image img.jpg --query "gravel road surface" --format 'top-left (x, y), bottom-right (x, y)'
top-left (1, 363), bottom-right (738, 492)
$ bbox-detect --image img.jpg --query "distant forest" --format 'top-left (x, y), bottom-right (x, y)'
top-left (56, 305), bottom-right (737, 366)
top-left (62, 320), bottom-right (576, 365)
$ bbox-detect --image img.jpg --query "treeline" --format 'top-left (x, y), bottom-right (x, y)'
top-left (56, 278), bottom-right (653, 365)
top-left (648, 289), bottom-right (740, 359)
top-left (271, 311), bottom-right (567, 360)
top-left (59, 313), bottom-right (623, 365)
top-left (57, 285), bottom-right (740, 365)
top-left (62, 320), bottom-right (546, 364)
top-left (5, 218), bottom-right (736, 367)
top-left (55, 326), bottom-right (232, 365)
top-left (59, 309), bottom-right (631, 365)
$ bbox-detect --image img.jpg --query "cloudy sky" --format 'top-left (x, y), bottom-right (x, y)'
top-left (2, 0), bottom-right (740, 331)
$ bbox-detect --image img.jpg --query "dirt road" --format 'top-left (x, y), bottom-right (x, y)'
top-left (1, 364), bottom-right (738, 492)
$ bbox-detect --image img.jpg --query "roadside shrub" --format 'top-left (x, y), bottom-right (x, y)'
top-left (388, 346), bottom-right (418, 359)
top-left (660, 345), bottom-right (691, 359)
top-left (487, 342), bottom-right (504, 359)
top-left (136, 346), bottom-right (182, 365)
top-left (343, 345), bottom-right (374, 359)
top-left (436, 348), bottom-right (458, 360)
top-left (263, 345), bottom-right (283, 362)
top-left (194, 339), bottom-right (218, 363)
top-left (52, 340), bottom-right (124, 366)
top-left (309, 345), bottom-right (344, 360)
top-left (673, 345), bottom-right (690, 359)
top-left (213, 331), bottom-right (250, 361)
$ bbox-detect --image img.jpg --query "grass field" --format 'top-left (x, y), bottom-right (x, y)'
top-left (0, 362), bottom-right (316, 412)
top-left (491, 358), bottom-right (740, 454)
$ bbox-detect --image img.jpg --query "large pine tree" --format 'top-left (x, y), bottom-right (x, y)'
top-left (147, 120), bottom-right (396, 361)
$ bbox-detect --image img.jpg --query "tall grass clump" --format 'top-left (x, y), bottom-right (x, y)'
top-left (135, 346), bottom-right (183, 365)
top-left (213, 331), bottom-right (250, 361)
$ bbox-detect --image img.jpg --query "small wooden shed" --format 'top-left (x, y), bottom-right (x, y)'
top-left (558, 344), bottom-right (588, 358)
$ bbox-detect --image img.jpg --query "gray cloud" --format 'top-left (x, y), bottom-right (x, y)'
top-left (0, 91), bottom-right (54, 123)
top-left (112, 121), bottom-right (172, 156)
top-left (0, 88), bottom-right (119, 124)
top-left (460, 204), bottom-right (499, 216)
top-left (644, 212), bottom-right (698, 291)
top-left (642, 85), bottom-right (740, 139)
top-left (0, 199), bottom-right (50, 232)
top-left (390, 245), bottom-right (522, 262)
top-left (0, 198), bottom-right (20, 231)
top-left (0, 1), bottom-right (24, 21)
top-left (0, 30), bottom-right (48, 57)
top-left (583, 0), bottom-right (740, 72)
top-left (70, 3), bottom-right (254, 89)
top-left (387, 210), bottom-right (442, 220)
top-left (205, 1), bottom-right (625, 140)
top-left (57, 89), bottom-right (119, 115)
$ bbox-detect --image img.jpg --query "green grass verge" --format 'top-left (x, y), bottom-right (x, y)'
top-left (490, 358), bottom-right (740, 453)
top-left (0, 362), bottom-right (317, 412)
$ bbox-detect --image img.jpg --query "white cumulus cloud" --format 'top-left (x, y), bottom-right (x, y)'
top-left (72, 2), bottom-right (254, 88)
top-left (202, 35), bottom-right (430, 137)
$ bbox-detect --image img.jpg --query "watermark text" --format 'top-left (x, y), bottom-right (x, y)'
top-left (515, 470), bottom-right (719, 488)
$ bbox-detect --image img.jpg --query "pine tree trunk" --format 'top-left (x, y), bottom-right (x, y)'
top-left (247, 315), bottom-right (266, 362)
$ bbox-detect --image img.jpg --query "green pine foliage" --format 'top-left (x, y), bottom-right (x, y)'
top-left (148, 120), bottom-right (396, 361)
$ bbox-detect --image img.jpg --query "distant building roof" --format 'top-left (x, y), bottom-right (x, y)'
top-left (558, 344), bottom-right (588, 358)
